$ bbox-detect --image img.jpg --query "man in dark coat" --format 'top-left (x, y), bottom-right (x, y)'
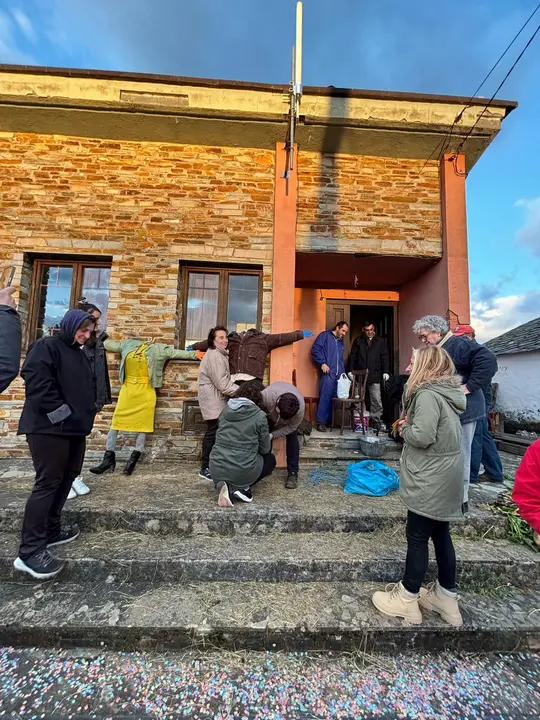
top-left (14, 309), bottom-right (98, 580)
top-left (453, 324), bottom-right (503, 484)
top-left (349, 321), bottom-right (390, 429)
top-left (0, 285), bottom-right (21, 393)
top-left (311, 321), bottom-right (349, 432)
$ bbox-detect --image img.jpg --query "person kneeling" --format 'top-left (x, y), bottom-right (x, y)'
top-left (209, 383), bottom-right (276, 506)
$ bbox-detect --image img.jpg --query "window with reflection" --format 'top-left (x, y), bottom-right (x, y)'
top-left (31, 260), bottom-right (111, 341)
top-left (181, 266), bottom-right (262, 348)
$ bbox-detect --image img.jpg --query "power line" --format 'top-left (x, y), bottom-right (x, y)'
top-left (453, 21), bottom-right (540, 161)
top-left (420, 2), bottom-right (540, 173)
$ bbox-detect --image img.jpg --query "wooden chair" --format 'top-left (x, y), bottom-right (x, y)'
top-left (292, 369), bottom-right (318, 424)
top-left (331, 370), bottom-right (369, 436)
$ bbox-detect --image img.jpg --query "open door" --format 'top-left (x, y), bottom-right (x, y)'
top-left (326, 302), bottom-right (351, 357)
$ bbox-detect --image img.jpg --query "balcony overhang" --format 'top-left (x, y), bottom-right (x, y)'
top-left (0, 65), bottom-right (517, 169)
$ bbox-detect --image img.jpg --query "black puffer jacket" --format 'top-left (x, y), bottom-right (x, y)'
top-left (18, 310), bottom-right (97, 436)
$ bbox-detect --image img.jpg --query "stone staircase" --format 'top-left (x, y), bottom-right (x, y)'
top-left (0, 454), bottom-right (538, 654)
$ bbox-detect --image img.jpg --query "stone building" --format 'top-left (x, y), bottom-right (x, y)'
top-left (0, 65), bottom-right (515, 458)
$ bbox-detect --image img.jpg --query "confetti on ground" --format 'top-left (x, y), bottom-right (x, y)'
top-left (1, 647), bottom-right (539, 719)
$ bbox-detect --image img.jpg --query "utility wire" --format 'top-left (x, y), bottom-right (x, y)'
top-left (453, 22), bottom-right (540, 160)
top-left (420, 2), bottom-right (540, 172)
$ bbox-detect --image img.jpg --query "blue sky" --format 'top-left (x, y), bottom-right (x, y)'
top-left (1, 0), bottom-right (539, 341)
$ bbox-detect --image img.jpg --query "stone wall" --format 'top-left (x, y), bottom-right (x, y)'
top-left (0, 131), bottom-right (275, 456)
top-left (296, 152), bottom-right (441, 255)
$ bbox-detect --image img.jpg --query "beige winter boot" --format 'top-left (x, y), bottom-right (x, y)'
top-left (534, 531), bottom-right (540, 548)
top-left (372, 582), bottom-right (423, 624)
top-left (419, 581), bottom-right (463, 627)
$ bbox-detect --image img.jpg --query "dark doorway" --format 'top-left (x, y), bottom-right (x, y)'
top-left (326, 300), bottom-right (399, 425)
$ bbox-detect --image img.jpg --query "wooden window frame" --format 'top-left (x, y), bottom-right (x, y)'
top-left (179, 265), bottom-right (263, 348)
top-left (28, 258), bottom-right (112, 344)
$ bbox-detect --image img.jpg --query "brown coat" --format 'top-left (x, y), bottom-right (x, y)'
top-left (194, 329), bottom-right (304, 380)
top-left (197, 347), bottom-right (239, 421)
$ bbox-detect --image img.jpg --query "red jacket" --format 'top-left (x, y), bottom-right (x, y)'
top-left (513, 439), bottom-right (540, 534)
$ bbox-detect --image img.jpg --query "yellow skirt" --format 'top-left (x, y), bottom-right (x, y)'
top-left (111, 378), bottom-right (157, 434)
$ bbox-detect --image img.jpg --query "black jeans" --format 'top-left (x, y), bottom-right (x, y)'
top-left (285, 432), bottom-right (300, 475)
top-left (268, 420), bottom-right (300, 475)
top-left (254, 452), bottom-right (277, 485)
top-left (402, 510), bottom-right (457, 594)
top-left (19, 434), bottom-right (86, 560)
top-left (201, 419), bottom-right (219, 469)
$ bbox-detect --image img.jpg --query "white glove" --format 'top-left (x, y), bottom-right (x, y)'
top-left (383, 373), bottom-right (390, 382)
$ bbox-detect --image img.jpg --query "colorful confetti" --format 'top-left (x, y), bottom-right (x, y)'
top-left (1, 647), bottom-right (539, 719)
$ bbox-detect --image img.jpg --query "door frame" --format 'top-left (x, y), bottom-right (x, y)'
top-left (326, 299), bottom-right (399, 374)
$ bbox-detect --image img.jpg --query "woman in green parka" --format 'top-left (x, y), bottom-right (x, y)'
top-left (372, 345), bottom-right (466, 628)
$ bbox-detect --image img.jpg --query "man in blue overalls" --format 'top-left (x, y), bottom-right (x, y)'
top-left (311, 321), bottom-right (349, 432)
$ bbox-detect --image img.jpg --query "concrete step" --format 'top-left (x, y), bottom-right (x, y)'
top-left (1, 577), bottom-right (539, 654)
top-left (0, 464), bottom-right (509, 539)
top-left (2, 531), bottom-right (538, 585)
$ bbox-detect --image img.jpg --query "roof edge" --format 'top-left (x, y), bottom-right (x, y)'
top-left (0, 64), bottom-right (518, 116)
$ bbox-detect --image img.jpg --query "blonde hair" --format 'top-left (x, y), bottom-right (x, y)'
top-left (405, 345), bottom-right (457, 399)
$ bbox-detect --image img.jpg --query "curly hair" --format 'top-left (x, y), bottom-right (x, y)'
top-left (412, 315), bottom-right (448, 336)
top-left (234, 381), bottom-right (264, 409)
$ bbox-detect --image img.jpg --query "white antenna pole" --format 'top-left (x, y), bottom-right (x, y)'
top-left (295, 1), bottom-right (303, 92)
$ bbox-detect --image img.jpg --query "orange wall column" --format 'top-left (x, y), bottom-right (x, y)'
top-left (270, 142), bottom-right (298, 383)
top-left (398, 153), bottom-right (471, 370)
top-left (270, 143), bottom-right (298, 467)
top-left (440, 152), bottom-right (470, 323)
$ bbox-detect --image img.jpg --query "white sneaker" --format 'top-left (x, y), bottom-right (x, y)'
top-left (72, 476), bottom-right (90, 496)
top-left (67, 487), bottom-right (77, 500)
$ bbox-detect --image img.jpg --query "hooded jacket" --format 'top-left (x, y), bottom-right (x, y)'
top-left (261, 381), bottom-right (305, 438)
top-left (18, 309), bottom-right (97, 436)
top-left (209, 397), bottom-right (272, 487)
top-left (399, 376), bottom-right (467, 522)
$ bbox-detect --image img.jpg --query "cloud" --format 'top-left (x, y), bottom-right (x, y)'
top-left (515, 197), bottom-right (540, 256)
top-left (11, 8), bottom-right (37, 43)
top-left (0, 9), bottom-right (36, 63)
top-left (471, 289), bottom-right (540, 343)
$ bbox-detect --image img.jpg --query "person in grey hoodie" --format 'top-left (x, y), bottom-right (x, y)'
top-left (372, 345), bottom-right (466, 629)
top-left (209, 382), bottom-right (276, 507)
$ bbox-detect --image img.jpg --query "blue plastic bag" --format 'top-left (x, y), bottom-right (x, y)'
top-left (344, 460), bottom-right (399, 496)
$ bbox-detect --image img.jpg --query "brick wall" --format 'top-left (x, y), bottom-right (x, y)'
top-left (0, 131), bottom-right (275, 456)
top-left (296, 152), bottom-right (441, 255)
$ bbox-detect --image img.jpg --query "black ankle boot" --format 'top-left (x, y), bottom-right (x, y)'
top-left (90, 450), bottom-right (116, 475)
top-left (123, 450), bottom-right (142, 476)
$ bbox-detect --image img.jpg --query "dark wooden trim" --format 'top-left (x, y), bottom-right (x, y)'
top-left (178, 264), bottom-right (263, 348)
top-left (28, 258), bottom-right (111, 344)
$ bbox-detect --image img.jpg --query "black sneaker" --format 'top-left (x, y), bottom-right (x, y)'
top-left (199, 467), bottom-right (213, 480)
top-left (285, 473), bottom-right (298, 489)
top-left (316, 423), bottom-right (327, 433)
top-left (47, 525), bottom-right (80, 548)
top-left (14, 549), bottom-right (65, 580)
top-left (232, 487), bottom-right (253, 503)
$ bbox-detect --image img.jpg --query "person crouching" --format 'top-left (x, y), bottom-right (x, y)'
top-left (209, 382), bottom-right (276, 507)
top-left (14, 309), bottom-right (98, 580)
top-left (372, 345), bottom-right (466, 627)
